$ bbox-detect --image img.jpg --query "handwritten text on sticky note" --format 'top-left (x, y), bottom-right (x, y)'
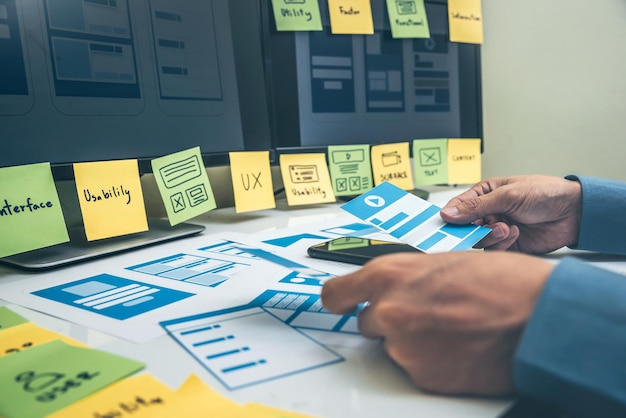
top-left (271, 0), bottom-right (323, 31)
top-left (448, 0), bottom-right (483, 44)
top-left (0, 163), bottom-right (69, 257)
top-left (0, 340), bottom-right (144, 418)
top-left (370, 142), bottom-right (415, 190)
top-left (327, 0), bottom-right (374, 34)
top-left (412, 138), bottom-right (448, 186)
top-left (279, 153), bottom-right (336, 206)
top-left (447, 138), bottom-right (482, 184)
top-left (386, 0), bottom-right (430, 38)
top-left (229, 151), bottom-right (276, 213)
top-left (74, 160), bottom-right (148, 241)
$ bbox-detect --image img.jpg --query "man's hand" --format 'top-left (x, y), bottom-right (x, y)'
top-left (440, 175), bottom-right (582, 254)
top-left (321, 251), bottom-right (553, 396)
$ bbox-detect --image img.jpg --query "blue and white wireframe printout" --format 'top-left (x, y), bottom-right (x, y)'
top-left (341, 182), bottom-right (491, 252)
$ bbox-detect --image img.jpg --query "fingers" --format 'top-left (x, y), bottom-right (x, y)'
top-left (441, 186), bottom-right (514, 225)
top-left (355, 303), bottom-right (382, 338)
top-left (482, 225), bottom-right (520, 251)
top-left (321, 270), bottom-right (371, 315)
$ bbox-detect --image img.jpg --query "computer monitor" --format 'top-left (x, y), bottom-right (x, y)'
top-left (0, 0), bottom-right (272, 269)
top-left (260, 0), bottom-right (483, 153)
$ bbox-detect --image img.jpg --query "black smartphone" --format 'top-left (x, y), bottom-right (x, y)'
top-left (307, 237), bottom-right (423, 265)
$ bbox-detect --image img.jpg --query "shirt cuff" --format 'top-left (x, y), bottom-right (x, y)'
top-left (514, 257), bottom-right (626, 417)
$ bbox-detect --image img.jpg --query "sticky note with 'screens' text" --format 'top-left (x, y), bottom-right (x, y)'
top-left (370, 142), bottom-right (415, 190)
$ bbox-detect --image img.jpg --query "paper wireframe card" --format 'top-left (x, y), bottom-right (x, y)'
top-left (341, 182), bottom-right (491, 253)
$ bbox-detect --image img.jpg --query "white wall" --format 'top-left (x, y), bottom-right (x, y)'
top-left (480, 0), bottom-right (626, 180)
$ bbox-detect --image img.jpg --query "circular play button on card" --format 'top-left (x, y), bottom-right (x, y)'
top-left (364, 195), bottom-right (385, 207)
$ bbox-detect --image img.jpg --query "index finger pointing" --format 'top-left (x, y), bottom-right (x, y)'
top-left (321, 269), bottom-right (371, 315)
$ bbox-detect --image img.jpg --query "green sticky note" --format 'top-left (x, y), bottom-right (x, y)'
top-left (271, 0), bottom-right (323, 31)
top-left (386, 0), bottom-right (430, 38)
top-left (412, 138), bottom-right (448, 185)
top-left (328, 145), bottom-right (374, 196)
top-left (0, 340), bottom-right (144, 418)
top-left (151, 147), bottom-right (217, 226)
top-left (0, 307), bottom-right (29, 331)
top-left (0, 163), bottom-right (69, 258)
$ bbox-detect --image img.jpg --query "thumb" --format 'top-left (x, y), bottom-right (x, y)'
top-left (440, 191), bottom-right (508, 224)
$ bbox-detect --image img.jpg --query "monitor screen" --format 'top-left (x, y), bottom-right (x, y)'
top-left (261, 0), bottom-right (482, 153)
top-left (0, 0), bottom-right (273, 178)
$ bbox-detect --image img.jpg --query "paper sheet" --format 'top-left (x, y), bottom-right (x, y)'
top-left (341, 182), bottom-right (490, 252)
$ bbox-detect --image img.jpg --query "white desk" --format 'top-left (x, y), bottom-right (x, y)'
top-left (0, 188), bottom-right (516, 418)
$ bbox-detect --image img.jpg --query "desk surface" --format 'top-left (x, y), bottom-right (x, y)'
top-left (0, 188), bottom-right (516, 418)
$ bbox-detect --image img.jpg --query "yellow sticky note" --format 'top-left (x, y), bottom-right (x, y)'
top-left (151, 147), bottom-right (217, 225)
top-left (448, 0), bottom-right (483, 44)
top-left (229, 151), bottom-right (276, 213)
top-left (0, 322), bottom-right (85, 358)
top-left (327, 0), bottom-right (374, 34)
top-left (279, 154), bottom-right (336, 206)
top-left (49, 374), bottom-right (174, 418)
top-left (370, 142), bottom-right (415, 190)
top-left (447, 138), bottom-right (482, 185)
top-left (152, 374), bottom-right (244, 418)
top-left (74, 160), bottom-right (148, 241)
top-left (0, 162), bottom-right (69, 258)
top-left (244, 402), bottom-right (318, 418)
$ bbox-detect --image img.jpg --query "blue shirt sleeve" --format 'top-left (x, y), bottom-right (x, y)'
top-left (566, 175), bottom-right (626, 255)
top-left (514, 257), bottom-right (626, 417)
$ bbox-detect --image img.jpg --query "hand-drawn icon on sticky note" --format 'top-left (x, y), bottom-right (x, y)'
top-left (151, 147), bottom-right (216, 226)
top-left (396, 0), bottom-right (417, 14)
top-left (419, 147), bottom-right (441, 167)
top-left (382, 151), bottom-right (402, 167)
top-left (336, 178), bottom-right (348, 192)
top-left (158, 155), bottom-right (202, 189)
top-left (186, 184), bottom-right (208, 207)
top-left (289, 165), bottom-right (319, 183)
top-left (331, 149), bottom-right (365, 165)
top-left (349, 176), bottom-right (362, 191)
top-left (170, 192), bottom-right (186, 213)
